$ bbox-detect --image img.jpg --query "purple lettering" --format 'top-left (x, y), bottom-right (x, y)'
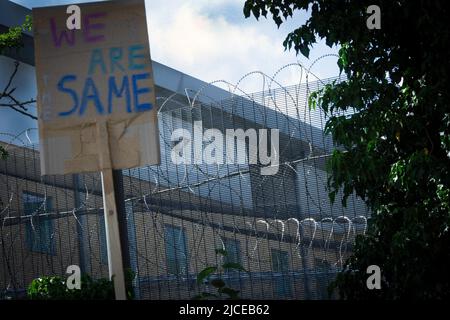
top-left (83, 12), bottom-right (107, 43)
top-left (50, 18), bottom-right (75, 47)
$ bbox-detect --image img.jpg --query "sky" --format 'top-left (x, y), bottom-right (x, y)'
top-left (11, 0), bottom-right (340, 94)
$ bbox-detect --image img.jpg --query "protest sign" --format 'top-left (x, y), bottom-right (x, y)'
top-left (33, 0), bottom-right (159, 300)
top-left (33, 0), bottom-right (160, 175)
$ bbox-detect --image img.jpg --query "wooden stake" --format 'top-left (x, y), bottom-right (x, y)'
top-left (97, 121), bottom-right (127, 300)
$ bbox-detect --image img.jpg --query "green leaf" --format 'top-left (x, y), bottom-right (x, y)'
top-left (329, 190), bottom-right (336, 204)
top-left (197, 266), bottom-right (217, 284)
top-left (243, 2), bottom-right (252, 18)
top-left (299, 44), bottom-right (310, 58)
top-left (251, 6), bottom-right (260, 20)
top-left (210, 279), bottom-right (226, 288)
top-left (274, 16), bottom-right (283, 27)
top-left (308, 91), bottom-right (318, 110)
top-left (218, 287), bottom-right (240, 299)
top-left (0, 146), bottom-right (8, 160)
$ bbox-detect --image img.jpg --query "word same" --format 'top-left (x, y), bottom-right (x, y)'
top-left (47, 11), bottom-right (153, 118)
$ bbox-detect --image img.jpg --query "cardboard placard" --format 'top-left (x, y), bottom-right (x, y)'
top-left (33, 0), bottom-right (160, 175)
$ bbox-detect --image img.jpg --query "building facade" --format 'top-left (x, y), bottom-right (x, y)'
top-left (0, 0), bottom-right (369, 300)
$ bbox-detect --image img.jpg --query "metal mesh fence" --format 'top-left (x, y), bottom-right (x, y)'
top-left (0, 76), bottom-right (369, 300)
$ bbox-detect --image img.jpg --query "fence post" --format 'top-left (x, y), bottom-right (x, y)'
top-left (72, 173), bottom-right (86, 274)
top-left (299, 228), bottom-right (312, 299)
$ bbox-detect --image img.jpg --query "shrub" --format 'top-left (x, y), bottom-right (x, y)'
top-left (27, 269), bottom-right (135, 300)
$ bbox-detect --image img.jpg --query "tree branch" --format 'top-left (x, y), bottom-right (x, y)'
top-left (0, 61), bottom-right (37, 120)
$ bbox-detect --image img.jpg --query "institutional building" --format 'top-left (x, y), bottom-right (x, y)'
top-left (0, 0), bottom-right (368, 299)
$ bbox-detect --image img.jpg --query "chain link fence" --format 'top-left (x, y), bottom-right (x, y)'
top-left (0, 73), bottom-right (369, 300)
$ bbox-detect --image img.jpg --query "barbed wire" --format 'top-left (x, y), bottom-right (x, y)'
top-left (0, 58), bottom-right (369, 299)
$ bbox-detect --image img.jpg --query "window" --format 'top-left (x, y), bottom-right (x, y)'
top-left (223, 238), bottom-right (241, 272)
top-left (164, 225), bottom-right (188, 276)
top-left (271, 249), bottom-right (292, 298)
top-left (23, 192), bottom-right (54, 255)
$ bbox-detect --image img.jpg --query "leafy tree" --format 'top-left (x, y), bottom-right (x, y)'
top-left (27, 269), bottom-right (135, 300)
top-left (194, 249), bottom-right (247, 300)
top-left (0, 15), bottom-right (31, 53)
top-left (244, 0), bottom-right (450, 299)
top-left (0, 15), bottom-right (34, 159)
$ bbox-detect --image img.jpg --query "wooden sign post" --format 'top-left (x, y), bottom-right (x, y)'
top-left (33, 0), bottom-right (160, 300)
top-left (97, 121), bottom-right (126, 299)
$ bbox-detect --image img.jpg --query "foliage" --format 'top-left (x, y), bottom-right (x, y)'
top-left (27, 269), bottom-right (135, 300)
top-left (0, 15), bottom-right (31, 54)
top-left (244, 0), bottom-right (450, 299)
top-left (0, 147), bottom-right (7, 160)
top-left (194, 249), bottom-right (247, 300)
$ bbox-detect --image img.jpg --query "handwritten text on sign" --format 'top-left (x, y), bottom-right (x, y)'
top-left (43, 11), bottom-right (153, 120)
top-left (34, 0), bottom-right (160, 175)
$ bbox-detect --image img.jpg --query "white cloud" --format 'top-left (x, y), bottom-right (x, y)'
top-left (13, 0), bottom-right (340, 93)
top-left (145, 0), bottom-right (339, 93)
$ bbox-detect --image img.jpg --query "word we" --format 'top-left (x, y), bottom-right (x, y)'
top-left (48, 11), bottom-right (153, 117)
top-left (171, 121), bottom-right (279, 175)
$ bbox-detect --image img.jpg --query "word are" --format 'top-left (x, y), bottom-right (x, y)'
top-left (171, 121), bottom-right (279, 175)
top-left (66, 5), bottom-right (81, 30)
